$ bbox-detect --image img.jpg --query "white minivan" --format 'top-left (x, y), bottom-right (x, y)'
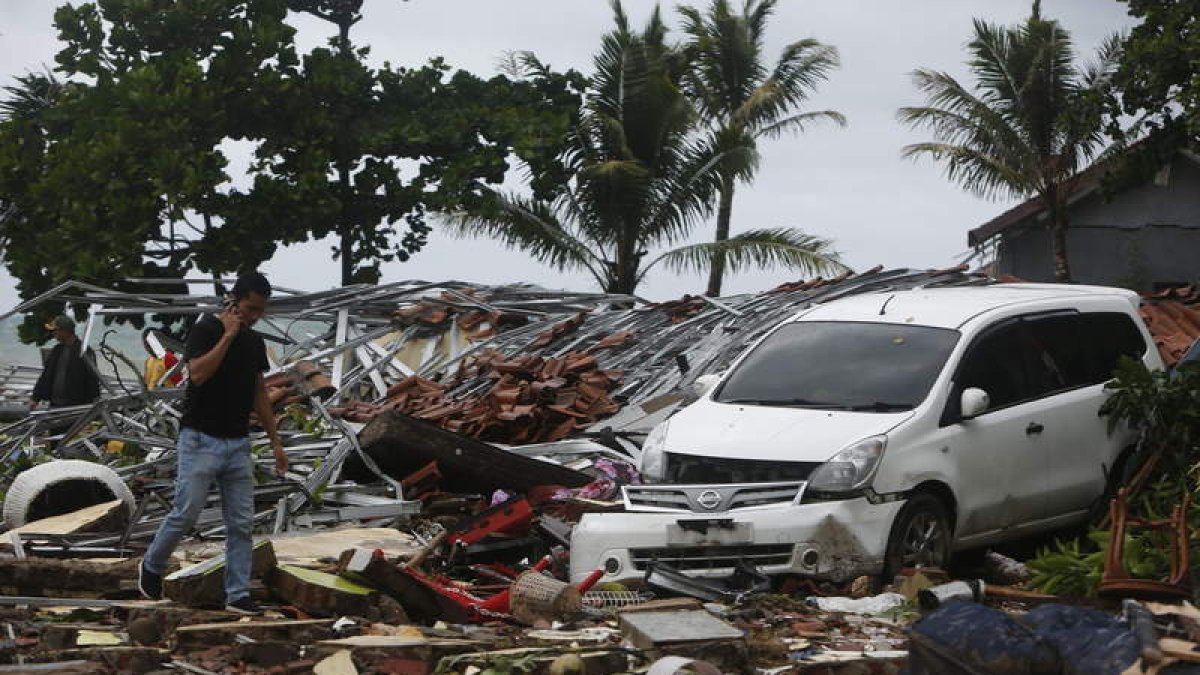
top-left (570, 285), bottom-right (1162, 585)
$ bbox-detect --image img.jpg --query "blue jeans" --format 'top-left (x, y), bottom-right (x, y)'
top-left (143, 427), bottom-right (255, 603)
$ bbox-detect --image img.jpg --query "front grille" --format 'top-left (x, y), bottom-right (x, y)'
top-left (623, 482), bottom-right (805, 513)
top-left (630, 544), bottom-right (794, 571)
top-left (665, 453), bottom-right (818, 484)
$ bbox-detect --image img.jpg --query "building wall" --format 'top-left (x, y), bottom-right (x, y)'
top-left (998, 156), bottom-right (1200, 289)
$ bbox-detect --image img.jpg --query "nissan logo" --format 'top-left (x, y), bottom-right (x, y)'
top-left (696, 490), bottom-right (722, 510)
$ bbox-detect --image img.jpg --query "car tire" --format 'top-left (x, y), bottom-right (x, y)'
top-left (882, 493), bottom-right (952, 581)
top-left (3, 460), bottom-right (136, 527)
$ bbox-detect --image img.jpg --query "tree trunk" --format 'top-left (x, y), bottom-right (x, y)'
top-left (610, 220), bottom-right (639, 295)
top-left (1046, 188), bottom-right (1072, 283)
top-left (337, 163), bottom-right (354, 285)
top-left (202, 213), bottom-right (223, 297)
top-left (337, 17), bottom-right (354, 286)
top-left (705, 174), bottom-right (736, 297)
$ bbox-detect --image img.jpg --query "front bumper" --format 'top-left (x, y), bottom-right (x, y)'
top-left (569, 497), bottom-right (903, 585)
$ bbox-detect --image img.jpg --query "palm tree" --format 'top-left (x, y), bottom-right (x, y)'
top-left (0, 71), bottom-right (64, 121)
top-left (679, 0), bottom-right (845, 297)
top-left (898, 1), bottom-right (1120, 283)
top-left (444, 1), bottom-right (845, 296)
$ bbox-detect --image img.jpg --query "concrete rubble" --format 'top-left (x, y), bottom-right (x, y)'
top-left (0, 268), bottom-right (1196, 673)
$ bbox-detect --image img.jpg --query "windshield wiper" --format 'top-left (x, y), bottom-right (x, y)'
top-left (841, 401), bottom-right (913, 412)
top-left (719, 397), bottom-right (845, 409)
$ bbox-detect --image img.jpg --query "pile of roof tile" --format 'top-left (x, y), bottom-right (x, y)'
top-left (1140, 286), bottom-right (1200, 367)
top-left (393, 288), bottom-right (534, 339)
top-left (332, 313), bottom-right (632, 443)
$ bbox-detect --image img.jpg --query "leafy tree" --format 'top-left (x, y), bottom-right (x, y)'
top-left (1097, 0), bottom-right (1200, 192)
top-left (0, 0), bottom-right (299, 339)
top-left (0, 0), bottom-right (584, 335)
top-left (445, 1), bottom-right (845, 295)
top-left (679, 0), bottom-right (845, 296)
top-left (898, 1), bottom-right (1120, 283)
top-left (1114, 0), bottom-right (1200, 143)
top-left (227, 1), bottom-right (584, 285)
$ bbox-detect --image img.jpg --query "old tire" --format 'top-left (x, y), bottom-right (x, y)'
top-left (882, 493), bottom-right (952, 581)
top-left (3, 460), bottom-right (136, 527)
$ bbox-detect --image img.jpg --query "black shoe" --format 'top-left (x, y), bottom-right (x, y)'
top-left (225, 597), bottom-right (263, 615)
top-left (138, 563), bottom-right (162, 601)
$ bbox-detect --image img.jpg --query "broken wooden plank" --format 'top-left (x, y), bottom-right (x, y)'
top-left (177, 529), bottom-right (418, 569)
top-left (121, 605), bottom-right (250, 635)
top-left (173, 619), bottom-right (334, 649)
top-left (350, 410), bottom-right (591, 493)
top-left (267, 566), bottom-right (377, 618)
top-left (0, 662), bottom-right (91, 673)
top-left (164, 541), bottom-right (277, 608)
top-left (6, 500), bottom-right (125, 538)
top-left (28, 646), bottom-right (168, 673)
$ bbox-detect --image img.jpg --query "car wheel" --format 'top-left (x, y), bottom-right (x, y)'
top-left (883, 493), bottom-right (952, 580)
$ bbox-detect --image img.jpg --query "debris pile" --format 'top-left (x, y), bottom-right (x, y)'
top-left (2, 267), bottom-right (1199, 672)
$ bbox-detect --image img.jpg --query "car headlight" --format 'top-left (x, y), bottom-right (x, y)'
top-left (638, 421), bottom-right (670, 483)
top-left (807, 435), bottom-right (887, 494)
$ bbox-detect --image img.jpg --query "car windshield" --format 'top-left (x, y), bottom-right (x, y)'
top-left (714, 321), bottom-right (960, 411)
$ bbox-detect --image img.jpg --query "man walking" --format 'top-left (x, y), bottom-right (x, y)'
top-left (30, 315), bottom-right (100, 409)
top-left (138, 271), bottom-right (288, 614)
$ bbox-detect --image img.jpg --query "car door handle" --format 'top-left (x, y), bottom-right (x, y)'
top-left (1026, 422), bottom-right (1044, 436)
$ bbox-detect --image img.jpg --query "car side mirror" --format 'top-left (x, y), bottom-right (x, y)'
top-left (693, 373), bottom-right (723, 397)
top-left (960, 387), bottom-right (990, 420)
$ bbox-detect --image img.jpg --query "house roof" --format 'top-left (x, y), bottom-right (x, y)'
top-left (966, 163), bottom-right (1108, 248)
top-left (966, 145), bottom-right (1200, 248)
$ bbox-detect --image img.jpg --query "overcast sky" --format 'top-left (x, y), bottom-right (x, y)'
top-left (0, 0), bottom-right (1138, 311)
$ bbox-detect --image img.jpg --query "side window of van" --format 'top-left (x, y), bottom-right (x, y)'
top-left (955, 321), bottom-right (1033, 410)
top-left (948, 311), bottom-right (1148, 425)
top-left (1025, 312), bottom-right (1146, 390)
top-left (1078, 313), bottom-right (1146, 381)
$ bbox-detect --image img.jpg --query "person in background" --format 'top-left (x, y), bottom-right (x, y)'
top-left (138, 271), bottom-right (287, 615)
top-left (30, 315), bottom-right (100, 409)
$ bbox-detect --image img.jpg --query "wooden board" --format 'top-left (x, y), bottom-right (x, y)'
top-left (8, 500), bottom-right (125, 537)
top-left (174, 619), bottom-right (334, 648)
top-left (178, 528), bottom-right (419, 569)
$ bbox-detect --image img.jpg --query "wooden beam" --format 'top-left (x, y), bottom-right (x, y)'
top-left (352, 411), bottom-right (590, 494)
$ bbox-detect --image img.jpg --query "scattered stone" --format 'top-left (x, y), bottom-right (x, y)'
top-left (127, 616), bottom-right (162, 646)
top-left (548, 653), bottom-right (587, 675)
top-left (618, 610), bottom-right (744, 650)
top-left (849, 575), bottom-right (874, 598)
top-left (236, 641), bottom-right (302, 668)
top-left (313, 649), bottom-right (358, 675)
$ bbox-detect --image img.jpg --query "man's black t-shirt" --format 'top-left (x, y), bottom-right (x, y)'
top-left (181, 315), bottom-right (269, 438)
